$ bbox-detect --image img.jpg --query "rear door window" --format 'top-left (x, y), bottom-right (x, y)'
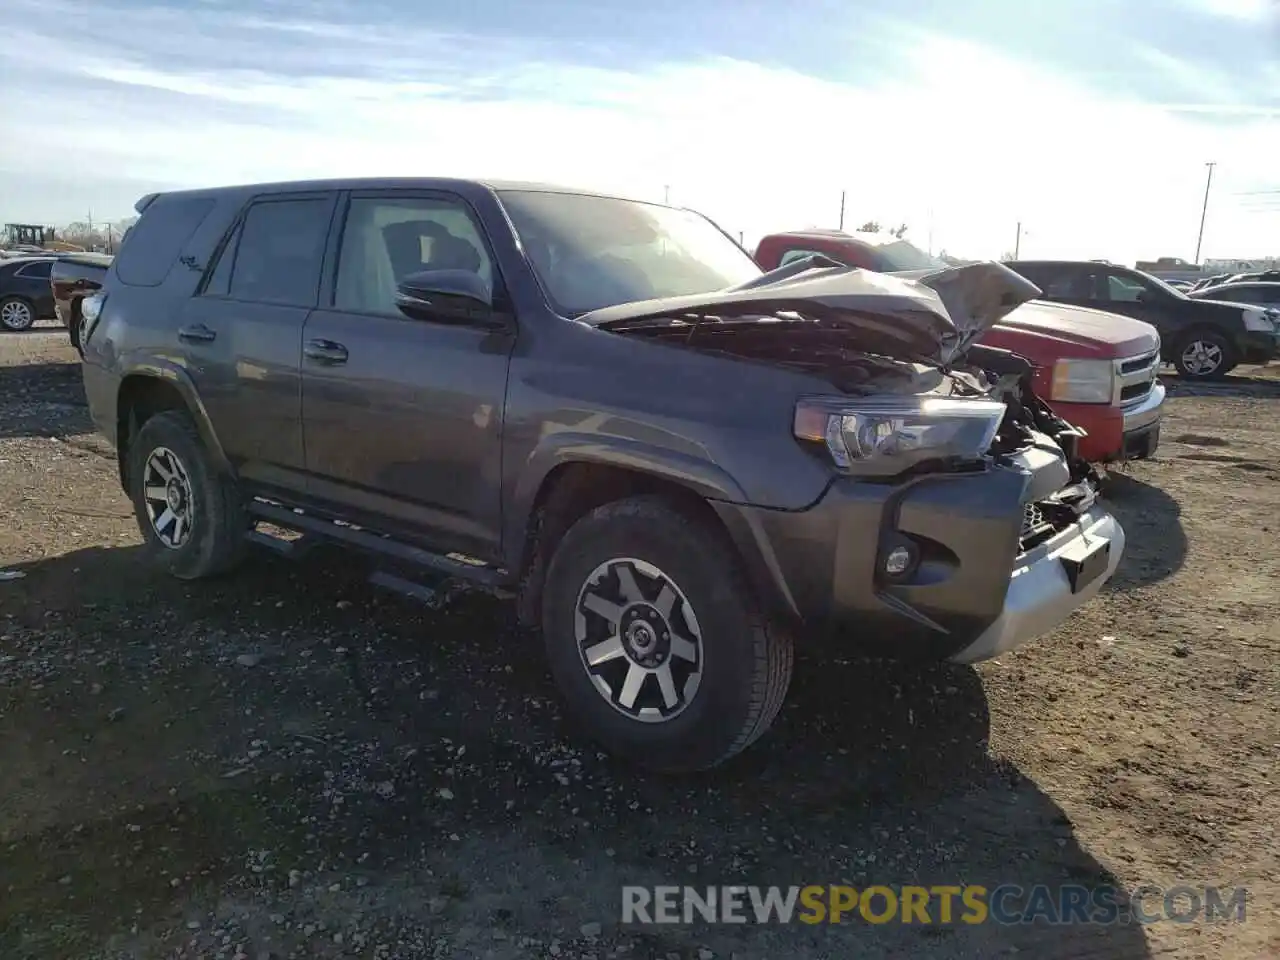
top-left (200, 222), bottom-right (242, 297)
top-left (224, 197), bottom-right (334, 307)
top-left (15, 260), bottom-right (53, 280)
top-left (114, 195), bottom-right (216, 287)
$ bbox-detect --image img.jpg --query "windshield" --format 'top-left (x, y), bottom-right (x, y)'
top-left (497, 190), bottom-right (762, 316)
top-left (1132, 270), bottom-right (1186, 299)
top-left (873, 239), bottom-right (946, 272)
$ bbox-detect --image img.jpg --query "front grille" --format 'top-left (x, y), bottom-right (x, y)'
top-left (1119, 350), bottom-right (1158, 376)
top-left (1020, 502), bottom-right (1045, 539)
top-left (1018, 498), bottom-right (1081, 553)
top-left (1120, 382), bottom-right (1151, 403)
top-left (1114, 348), bottom-right (1160, 407)
top-left (1019, 501), bottom-right (1057, 553)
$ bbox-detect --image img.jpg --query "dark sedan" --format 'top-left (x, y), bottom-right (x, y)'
top-left (0, 257), bottom-right (58, 331)
top-left (1004, 259), bottom-right (1279, 379)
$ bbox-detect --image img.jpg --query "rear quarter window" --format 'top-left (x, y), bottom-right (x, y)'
top-left (114, 196), bottom-right (216, 287)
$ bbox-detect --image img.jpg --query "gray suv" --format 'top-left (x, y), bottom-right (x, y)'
top-left (78, 178), bottom-right (1125, 771)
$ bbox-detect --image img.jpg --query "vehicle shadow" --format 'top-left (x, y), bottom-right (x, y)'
top-left (0, 360), bottom-right (91, 440)
top-left (0, 544), bottom-right (1153, 959)
top-left (1162, 369), bottom-right (1280, 399)
top-left (1101, 471), bottom-right (1186, 591)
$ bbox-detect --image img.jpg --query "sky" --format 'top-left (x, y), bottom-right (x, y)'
top-left (0, 0), bottom-right (1277, 264)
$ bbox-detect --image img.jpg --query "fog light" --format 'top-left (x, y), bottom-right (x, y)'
top-left (884, 545), bottom-right (913, 577)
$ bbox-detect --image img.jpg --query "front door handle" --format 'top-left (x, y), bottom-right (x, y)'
top-left (304, 339), bottom-right (348, 364)
top-left (177, 324), bottom-right (216, 343)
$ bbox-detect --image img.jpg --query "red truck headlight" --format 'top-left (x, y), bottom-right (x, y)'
top-left (1049, 359), bottom-right (1114, 404)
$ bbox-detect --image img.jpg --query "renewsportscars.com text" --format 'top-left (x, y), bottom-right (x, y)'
top-left (621, 884), bottom-right (1248, 926)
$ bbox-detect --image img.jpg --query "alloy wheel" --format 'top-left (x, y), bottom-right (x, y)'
top-left (573, 557), bottom-right (704, 723)
top-left (0, 300), bottom-right (34, 331)
top-left (142, 446), bottom-right (196, 549)
top-left (1180, 340), bottom-right (1223, 377)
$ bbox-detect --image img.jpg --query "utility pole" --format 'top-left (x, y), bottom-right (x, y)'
top-left (1014, 221), bottom-right (1022, 259)
top-left (838, 191), bottom-right (846, 231)
top-left (1194, 161), bottom-right (1216, 265)
top-left (664, 185), bottom-right (670, 205)
top-left (927, 207), bottom-right (935, 256)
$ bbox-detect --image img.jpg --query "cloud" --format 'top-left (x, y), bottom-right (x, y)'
top-left (0, 0), bottom-right (1276, 263)
top-left (1180, 0), bottom-right (1278, 21)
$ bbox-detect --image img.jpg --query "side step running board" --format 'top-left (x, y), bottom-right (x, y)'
top-left (245, 500), bottom-right (508, 589)
top-left (368, 570), bottom-right (439, 604)
top-left (245, 529), bottom-right (317, 558)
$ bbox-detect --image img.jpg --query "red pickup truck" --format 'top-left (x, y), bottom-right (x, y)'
top-left (754, 230), bottom-right (1164, 462)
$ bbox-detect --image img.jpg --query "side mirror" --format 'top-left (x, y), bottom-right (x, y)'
top-left (395, 269), bottom-right (495, 325)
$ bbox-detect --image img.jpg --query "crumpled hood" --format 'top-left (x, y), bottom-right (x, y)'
top-left (579, 260), bottom-right (1042, 366)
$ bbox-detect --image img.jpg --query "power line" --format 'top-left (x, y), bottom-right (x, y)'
top-left (1195, 161), bottom-right (1215, 265)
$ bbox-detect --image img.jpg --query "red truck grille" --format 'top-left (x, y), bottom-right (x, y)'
top-left (1113, 349), bottom-right (1160, 407)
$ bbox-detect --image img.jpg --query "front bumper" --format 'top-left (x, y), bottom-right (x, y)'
top-left (1118, 380), bottom-right (1164, 460)
top-left (1238, 330), bottom-right (1279, 365)
top-left (1055, 380), bottom-right (1164, 463)
top-left (716, 465), bottom-right (1124, 664)
top-left (948, 505), bottom-right (1123, 663)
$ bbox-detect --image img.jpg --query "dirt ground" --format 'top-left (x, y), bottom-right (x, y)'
top-left (1, 330), bottom-right (1277, 960)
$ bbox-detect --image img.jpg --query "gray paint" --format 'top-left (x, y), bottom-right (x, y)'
top-left (81, 177), bottom-right (1115, 658)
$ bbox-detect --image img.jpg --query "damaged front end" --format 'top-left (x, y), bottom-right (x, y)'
top-left (582, 258), bottom-right (1123, 663)
top-left (583, 259), bottom-right (1102, 493)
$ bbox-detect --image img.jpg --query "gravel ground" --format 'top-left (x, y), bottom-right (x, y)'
top-left (1, 331), bottom-right (1277, 960)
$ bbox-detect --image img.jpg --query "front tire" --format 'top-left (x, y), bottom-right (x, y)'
top-left (1173, 330), bottom-right (1236, 379)
top-left (0, 296), bottom-right (35, 332)
top-left (127, 410), bottom-right (247, 580)
top-left (541, 496), bottom-right (793, 772)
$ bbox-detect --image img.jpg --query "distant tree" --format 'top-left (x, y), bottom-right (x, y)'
top-left (856, 220), bottom-right (909, 238)
top-left (59, 217), bottom-right (136, 252)
top-left (1000, 250), bottom-right (1017, 261)
top-left (58, 222), bottom-right (107, 250)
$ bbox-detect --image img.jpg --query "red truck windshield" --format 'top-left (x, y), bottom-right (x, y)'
top-left (872, 239), bottom-right (947, 272)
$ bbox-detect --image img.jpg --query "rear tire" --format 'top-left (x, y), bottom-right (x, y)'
top-left (0, 296), bottom-right (35, 332)
top-left (541, 495), bottom-right (793, 772)
top-left (69, 300), bottom-right (84, 357)
top-left (127, 410), bottom-right (247, 580)
top-left (1173, 330), bottom-right (1236, 380)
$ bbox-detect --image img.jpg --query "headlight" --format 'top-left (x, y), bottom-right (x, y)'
top-left (1242, 307), bottom-right (1275, 332)
top-left (1050, 358), bottom-right (1114, 404)
top-left (793, 395), bottom-right (1006, 477)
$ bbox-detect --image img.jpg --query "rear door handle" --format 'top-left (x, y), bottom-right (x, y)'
top-left (304, 339), bottom-right (348, 364)
top-left (177, 324), bottom-right (216, 343)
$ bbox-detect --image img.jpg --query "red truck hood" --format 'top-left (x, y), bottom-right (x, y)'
top-left (988, 301), bottom-right (1159, 360)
